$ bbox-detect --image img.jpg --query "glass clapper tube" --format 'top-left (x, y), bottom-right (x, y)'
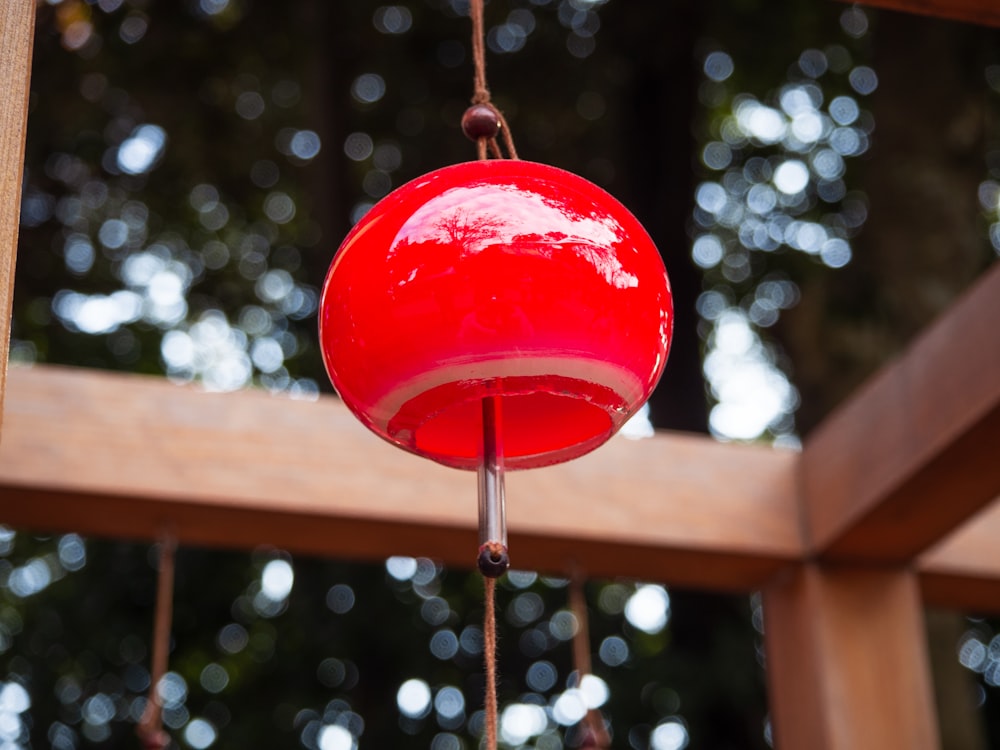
top-left (477, 395), bottom-right (509, 577)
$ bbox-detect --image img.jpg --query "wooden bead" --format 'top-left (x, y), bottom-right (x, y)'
top-left (477, 543), bottom-right (509, 578)
top-left (462, 104), bottom-right (501, 141)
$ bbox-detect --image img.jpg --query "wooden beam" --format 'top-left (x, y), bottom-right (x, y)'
top-left (0, 1), bottom-right (35, 441)
top-left (801, 263), bottom-right (1000, 563)
top-left (854, 0), bottom-right (1000, 28)
top-left (919, 498), bottom-right (1000, 614)
top-left (763, 565), bottom-right (939, 750)
top-left (0, 365), bottom-right (802, 589)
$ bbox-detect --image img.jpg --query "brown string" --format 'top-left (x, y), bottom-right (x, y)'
top-left (570, 573), bottom-right (611, 748)
top-left (483, 574), bottom-right (499, 749)
top-left (469, 0), bottom-right (490, 106)
top-left (470, 1), bottom-right (511, 743)
top-left (137, 534), bottom-right (177, 750)
top-left (468, 0), bottom-right (518, 161)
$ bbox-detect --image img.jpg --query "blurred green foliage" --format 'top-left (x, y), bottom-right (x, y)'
top-left (4, 0), bottom-right (1000, 748)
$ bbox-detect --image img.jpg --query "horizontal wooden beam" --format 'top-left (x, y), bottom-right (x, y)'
top-left (3, 365), bottom-right (1000, 611)
top-left (855, 0), bottom-right (1000, 28)
top-left (802, 263), bottom-right (1000, 564)
top-left (919, 498), bottom-right (1000, 614)
top-left (0, 365), bottom-right (802, 590)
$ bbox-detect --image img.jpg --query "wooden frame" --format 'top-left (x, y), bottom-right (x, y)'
top-left (0, 364), bottom-right (803, 590)
top-left (851, 0), bottom-right (1000, 28)
top-left (0, 0), bottom-right (33, 431)
top-left (1, 2), bottom-right (999, 748)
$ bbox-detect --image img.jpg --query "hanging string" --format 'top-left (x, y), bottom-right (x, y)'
top-left (483, 574), bottom-right (500, 749)
top-left (469, 0), bottom-right (490, 107)
top-left (463, 0), bottom-right (518, 161)
top-left (136, 533), bottom-right (177, 750)
top-left (570, 572), bottom-right (611, 748)
top-left (466, 3), bottom-right (515, 747)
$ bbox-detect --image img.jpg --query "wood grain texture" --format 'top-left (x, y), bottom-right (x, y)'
top-left (802, 263), bottom-right (1000, 563)
top-left (764, 565), bottom-right (939, 750)
top-left (0, 365), bottom-right (802, 588)
top-left (855, 0), bottom-right (1000, 27)
top-left (0, 1), bottom-right (35, 441)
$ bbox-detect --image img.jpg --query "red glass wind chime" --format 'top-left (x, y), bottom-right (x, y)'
top-left (318, 1), bottom-right (673, 745)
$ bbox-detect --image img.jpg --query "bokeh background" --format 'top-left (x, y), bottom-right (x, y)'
top-left (2, 0), bottom-right (1000, 747)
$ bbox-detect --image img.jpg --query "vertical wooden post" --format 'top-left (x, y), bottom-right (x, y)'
top-left (0, 0), bottom-right (35, 441)
top-left (763, 564), bottom-right (940, 750)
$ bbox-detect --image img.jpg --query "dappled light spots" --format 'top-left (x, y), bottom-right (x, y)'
top-left (599, 635), bottom-right (629, 667)
top-left (429, 629), bottom-right (459, 660)
top-left (235, 91), bottom-right (266, 120)
top-left (421, 596), bottom-right (451, 626)
top-left (199, 664), bottom-right (229, 694)
top-left (459, 625), bottom-right (484, 657)
top-left (374, 6), bottom-right (413, 35)
top-left (184, 718), bottom-right (218, 749)
top-left (117, 124), bottom-right (165, 175)
top-left (351, 73), bottom-right (386, 105)
top-left (848, 65), bottom-right (878, 95)
top-left (552, 688), bottom-right (587, 725)
top-left (52, 288), bottom-right (143, 335)
top-left (289, 130), bottom-right (322, 161)
top-left (118, 12), bottom-right (148, 44)
top-left (434, 685), bottom-right (466, 726)
top-left (261, 559), bottom-right (294, 602)
top-left (773, 160), bottom-right (809, 195)
top-left (385, 556), bottom-right (419, 581)
top-left (217, 623), bottom-right (249, 655)
top-left (326, 583), bottom-right (356, 615)
top-left (624, 584), bottom-right (670, 635)
top-left (344, 132), bottom-right (374, 162)
top-left (500, 702), bottom-right (548, 745)
top-left (976, 180), bottom-right (1000, 255)
top-left (507, 591), bottom-right (545, 626)
top-left (57, 535), bottom-right (86, 572)
top-left (6, 558), bottom-right (53, 598)
top-left (704, 51), bottom-right (734, 83)
top-left (703, 310), bottom-right (800, 441)
top-left (651, 719), bottom-right (690, 750)
top-left (840, 6), bottom-right (869, 37)
top-left (693, 25), bottom-right (876, 440)
top-left (959, 628), bottom-right (1000, 687)
top-left (317, 658), bottom-right (349, 689)
top-left (199, 0), bottom-right (230, 17)
top-left (397, 678), bottom-right (432, 719)
top-left (526, 660), bottom-right (558, 692)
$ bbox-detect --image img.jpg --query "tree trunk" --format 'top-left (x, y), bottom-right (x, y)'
top-left (603, 0), bottom-right (709, 434)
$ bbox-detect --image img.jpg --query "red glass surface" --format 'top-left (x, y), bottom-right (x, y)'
top-left (319, 160), bottom-right (673, 470)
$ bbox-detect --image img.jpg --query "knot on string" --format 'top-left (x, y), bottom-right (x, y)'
top-left (471, 84), bottom-right (491, 107)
